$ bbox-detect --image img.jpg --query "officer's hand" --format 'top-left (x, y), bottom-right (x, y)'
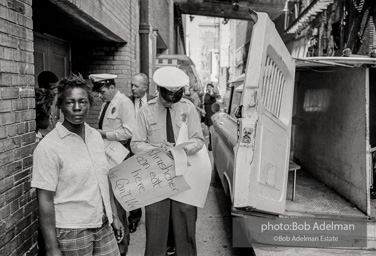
top-left (161, 142), bottom-right (174, 152)
top-left (166, 150), bottom-right (174, 160)
top-left (166, 146), bottom-right (188, 160)
top-left (46, 247), bottom-right (63, 256)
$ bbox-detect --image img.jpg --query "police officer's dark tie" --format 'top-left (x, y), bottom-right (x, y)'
top-left (139, 99), bottom-right (142, 108)
top-left (98, 101), bottom-right (110, 130)
top-left (166, 107), bottom-right (175, 143)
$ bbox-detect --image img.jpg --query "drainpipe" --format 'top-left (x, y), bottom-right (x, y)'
top-left (283, 0), bottom-right (291, 31)
top-left (168, 0), bottom-right (175, 54)
top-left (151, 29), bottom-right (158, 95)
top-left (140, 0), bottom-right (150, 77)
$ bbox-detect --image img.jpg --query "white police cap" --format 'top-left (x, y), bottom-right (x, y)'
top-left (89, 74), bottom-right (117, 91)
top-left (153, 66), bottom-right (189, 91)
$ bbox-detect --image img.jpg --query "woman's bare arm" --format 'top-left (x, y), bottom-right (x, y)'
top-left (37, 189), bottom-right (62, 256)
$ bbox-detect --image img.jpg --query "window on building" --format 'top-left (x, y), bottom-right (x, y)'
top-left (303, 89), bottom-right (331, 112)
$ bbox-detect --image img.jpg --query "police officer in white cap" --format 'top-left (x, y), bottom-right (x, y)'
top-left (89, 74), bottom-right (135, 143)
top-left (131, 67), bottom-right (204, 256)
top-left (90, 73), bottom-right (135, 256)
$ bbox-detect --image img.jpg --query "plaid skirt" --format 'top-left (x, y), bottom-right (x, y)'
top-left (56, 221), bottom-right (120, 256)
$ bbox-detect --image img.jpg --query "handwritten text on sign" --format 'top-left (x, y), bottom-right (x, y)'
top-left (109, 148), bottom-right (191, 211)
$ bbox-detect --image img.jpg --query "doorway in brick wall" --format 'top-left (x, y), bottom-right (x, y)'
top-left (34, 33), bottom-right (71, 87)
top-left (34, 33), bottom-right (71, 127)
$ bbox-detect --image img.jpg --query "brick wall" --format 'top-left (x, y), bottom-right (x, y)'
top-left (61, 0), bottom-right (135, 42)
top-left (0, 0), bottom-right (38, 255)
top-left (0, 0), bottom-right (140, 255)
top-left (72, 0), bottom-right (139, 128)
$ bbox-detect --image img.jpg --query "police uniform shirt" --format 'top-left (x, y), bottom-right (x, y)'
top-left (99, 90), bottom-right (135, 142)
top-left (130, 97), bottom-right (204, 155)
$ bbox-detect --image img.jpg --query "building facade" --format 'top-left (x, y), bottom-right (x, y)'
top-left (222, 0), bottom-right (376, 81)
top-left (0, 1), bottom-right (139, 255)
top-left (283, 0), bottom-right (376, 58)
top-left (185, 16), bottom-right (221, 89)
top-left (0, 0), bottom-right (185, 255)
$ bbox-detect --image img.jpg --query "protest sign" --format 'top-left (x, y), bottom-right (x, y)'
top-left (109, 148), bottom-right (191, 211)
top-left (104, 139), bottom-right (129, 169)
top-left (170, 122), bottom-right (211, 208)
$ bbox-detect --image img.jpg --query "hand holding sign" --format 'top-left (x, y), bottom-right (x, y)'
top-left (109, 148), bottom-right (190, 211)
top-left (170, 122), bottom-right (212, 208)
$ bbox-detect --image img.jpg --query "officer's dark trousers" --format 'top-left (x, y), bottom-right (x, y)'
top-left (128, 208), bottom-right (142, 224)
top-left (144, 198), bottom-right (197, 256)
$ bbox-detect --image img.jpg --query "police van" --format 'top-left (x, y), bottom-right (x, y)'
top-left (209, 12), bottom-right (376, 254)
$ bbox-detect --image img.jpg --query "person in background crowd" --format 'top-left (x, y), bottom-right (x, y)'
top-left (35, 88), bottom-right (54, 142)
top-left (34, 87), bottom-right (55, 256)
top-left (35, 71), bottom-right (59, 255)
top-left (127, 73), bottom-right (156, 233)
top-left (37, 71), bottom-right (60, 135)
top-left (131, 66), bottom-right (204, 256)
top-left (182, 85), bottom-right (193, 103)
top-left (203, 83), bottom-right (218, 128)
top-left (32, 74), bottom-right (124, 256)
top-left (90, 73), bottom-right (135, 255)
top-left (189, 86), bottom-right (200, 107)
top-left (210, 102), bottom-right (221, 124)
top-left (38, 70), bottom-right (59, 89)
top-left (189, 86), bottom-right (205, 122)
top-left (130, 73), bottom-right (156, 117)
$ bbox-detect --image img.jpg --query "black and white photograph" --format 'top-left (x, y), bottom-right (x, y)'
top-left (1, 0), bottom-right (376, 255)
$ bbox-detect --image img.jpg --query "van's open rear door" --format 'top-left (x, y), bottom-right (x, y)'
top-left (233, 13), bottom-right (295, 215)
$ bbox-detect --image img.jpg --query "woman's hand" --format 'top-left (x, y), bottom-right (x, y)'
top-left (46, 248), bottom-right (63, 256)
top-left (112, 216), bottom-right (125, 243)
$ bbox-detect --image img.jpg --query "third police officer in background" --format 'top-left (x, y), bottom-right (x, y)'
top-left (126, 73), bottom-right (156, 233)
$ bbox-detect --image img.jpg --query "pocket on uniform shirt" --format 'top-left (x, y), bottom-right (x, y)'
top-left (147, 122), bottom-right (164, 143)
top-left (148, 122), bottom-right (162, 131)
